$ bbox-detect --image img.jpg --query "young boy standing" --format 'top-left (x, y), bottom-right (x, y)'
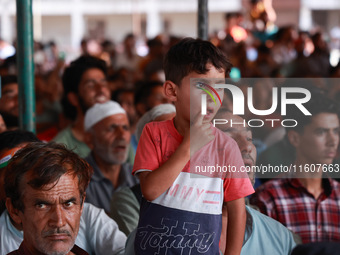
top-left (133, 38), bottom-right (254, 254)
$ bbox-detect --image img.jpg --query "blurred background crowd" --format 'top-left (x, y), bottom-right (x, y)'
top-left (0, 0), bottom-right (340, 157)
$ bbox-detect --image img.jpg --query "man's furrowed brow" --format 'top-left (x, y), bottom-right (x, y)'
top-left (61, 197), bottom-right (78, 204)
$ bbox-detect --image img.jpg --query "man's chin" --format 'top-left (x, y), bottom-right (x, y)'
top-left (40, 240), bottom-right (74, 255)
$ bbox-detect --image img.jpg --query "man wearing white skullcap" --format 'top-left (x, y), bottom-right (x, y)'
top-left (84, 101), bottom-right (139, 213)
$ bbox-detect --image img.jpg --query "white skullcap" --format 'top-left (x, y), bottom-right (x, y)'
top-left (135, 104), bottom-right (176, 141)
top-left (84, 101), bottom-right (126, 131)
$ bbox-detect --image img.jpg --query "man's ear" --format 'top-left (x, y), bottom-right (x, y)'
top-left (163, 80), bottom-right (178, 102)
top-left (287, 130), bottom-right (300, 148)
top-left (6, 198), bottom-right (22, 226)
top-left (80, 192), bottom-right (85, 211)
top-left (67, 92), bottom-right (80, 107)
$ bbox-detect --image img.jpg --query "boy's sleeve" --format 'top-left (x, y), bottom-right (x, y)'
top-left (132, 124), bottom-right (160, 175)
top-left (223, 141), bottom-right (254, 202)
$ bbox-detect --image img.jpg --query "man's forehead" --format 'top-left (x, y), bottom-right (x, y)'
top-left (2, 83), bottom-right (18, 91)
top-left (96, 113), bottom-right (129, 126)
top-left (22, 173), bottom-right (80, 197)
top-left (309, 112), bottom-right (339, 128)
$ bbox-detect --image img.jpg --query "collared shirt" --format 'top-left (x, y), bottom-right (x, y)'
top-left (85, 153), bottom-right (139, 213)
top-left (7, 242), bottom-right (88, 255)
top-left (250, 178), bottom-right (340, 243)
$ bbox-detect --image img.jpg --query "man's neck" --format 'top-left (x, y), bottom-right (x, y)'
top-left (71, 114), bottom-right (85, 142)
top-left (93, 153), bottom-right (122, 188)
top-left (295, 160), bottom-right (324, 199)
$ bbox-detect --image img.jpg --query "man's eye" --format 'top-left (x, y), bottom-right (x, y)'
top-left (36, 204), bottom-right (47, 209)
top-left (84, 81), bottom-right (95, 88)
top-left (64, 201), bottom-right (74, 208)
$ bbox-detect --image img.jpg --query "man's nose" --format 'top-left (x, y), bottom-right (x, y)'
top-left (327, 131), bottom-right (339, 147)
top-left (94, 81), bottom-right (108, 93)
top-left (48, 205), bottom-right (66, 228)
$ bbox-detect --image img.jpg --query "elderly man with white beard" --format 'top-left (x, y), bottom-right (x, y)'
top-left (84, 101), bottom-right (139, 214)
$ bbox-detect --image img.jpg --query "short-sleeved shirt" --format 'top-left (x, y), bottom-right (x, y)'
top-left (133, 119), bottom-right (254, 254)
top-left (250, 178), bottom-right (340, 243)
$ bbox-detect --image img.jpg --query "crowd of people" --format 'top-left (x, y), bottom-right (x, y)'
top-left (0, 1), bottom-right (340, 254)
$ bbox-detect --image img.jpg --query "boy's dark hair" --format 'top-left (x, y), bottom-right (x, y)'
top-left (285, 90), bottom-right (340, 133)
top-left (61, 55), bottom-right (108, 120)
top-left (0, 130), bottom-right (40, 153)
top-left (5, 142), bottom-right (93, 212)
top-left (163, 37), bottom-right (232, 85)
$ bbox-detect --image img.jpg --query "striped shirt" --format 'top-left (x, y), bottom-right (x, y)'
top-left (250, 178), bottom-right (340, 243)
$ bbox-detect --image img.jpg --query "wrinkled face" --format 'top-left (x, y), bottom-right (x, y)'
top-left (16, 173), bottom-right (83, 255)
top-left (215, 112), bottom-right (256, 185)
top-left (78, 68), bottom-right (111, 112)
top-left (177, 64), bottom-right (225, 124)
top-left (0, 83), bottom-right (19, 117)
top-left (91, 114), bottom-right (131, 165)
top-left (295, 113), bottom-right (339, 165)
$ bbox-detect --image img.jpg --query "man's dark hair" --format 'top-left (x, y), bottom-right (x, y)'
top-left (5, 142), bottom-right (93, 211)
top-left (0, 112), bottom-right (18, 130)
top-left (285, 90), bottom-right (340, 133)
top-left (134, 80), bottom-right (163, 106)
top-left (0, 130), bottom-right (40, 153)
top-left (112, 88), bottom-right (134, 103)
top-left (163, 37), bottom-right (232, 85)
top-left (61, 55), bottom-right (108, 120)
top-left (1, 75), bottom-right (17, 88)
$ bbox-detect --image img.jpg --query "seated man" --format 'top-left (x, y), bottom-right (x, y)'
top-left (0, 131), bottom-right (126, 255)
top-left (110, 103), bottom-right (176, 235)
top-left (250, 92), bottom-right (340, 243)
top-left (5, 142), bottom-right (92, 255)
top-left (53, 56), bottom-right (111, 157)
top-left (84, 101), bottom-right (139, 213)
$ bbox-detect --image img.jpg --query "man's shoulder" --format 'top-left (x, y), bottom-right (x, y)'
top-left (255, 178), bottom-right (291, 195)
top-left (245, 206), bottom-right (297, 253)
top-left (53, 126), bottom-right (72, 142)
